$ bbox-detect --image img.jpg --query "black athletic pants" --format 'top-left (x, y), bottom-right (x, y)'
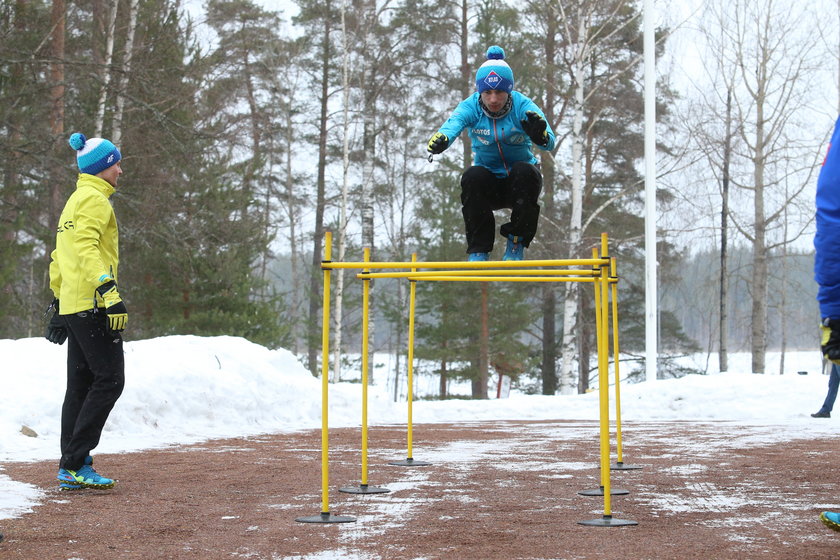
top-left (460, 162), bottom-right (542, 254)
top-left (59, 309), bottom-right (125, 471)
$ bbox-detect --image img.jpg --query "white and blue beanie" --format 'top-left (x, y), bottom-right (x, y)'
top-left (68, 132), bottom-right (121, 175)
top-left (475, 45), bottom-right (514, 94)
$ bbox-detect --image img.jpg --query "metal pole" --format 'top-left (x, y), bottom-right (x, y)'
top-left (644, 0), bottom-right (658, 381)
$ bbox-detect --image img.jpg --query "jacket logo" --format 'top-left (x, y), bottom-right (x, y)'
top-left (57, 220), bottom-right (74, 233)
top-left (472, 128), bottom-right (491, 136)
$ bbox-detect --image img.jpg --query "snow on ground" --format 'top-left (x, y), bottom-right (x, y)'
top-left (0, 335), bottom-right (835, 520)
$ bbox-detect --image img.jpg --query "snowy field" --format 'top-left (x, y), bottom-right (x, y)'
top-left (0, 335), bottom-right (835, 521)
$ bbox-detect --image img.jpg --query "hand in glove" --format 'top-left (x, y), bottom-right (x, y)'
top-left (44, 299), bottom-right (67, 345)
top-left (96, 279), bottom-right (128, 332)
top-left (427, 132), bottom-right (449, 155)
top-left (822, 318), bottom-right (840, 364)
top-left (521, 111), bottom-right (548, 146)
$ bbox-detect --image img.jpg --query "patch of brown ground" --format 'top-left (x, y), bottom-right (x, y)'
top-left (0, 420), bottom-right (838, 559)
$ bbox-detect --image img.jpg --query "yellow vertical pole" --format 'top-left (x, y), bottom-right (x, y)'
top-left (320, 232), bottom-right (333, 515)
top-left (599, 235), bottom-right (612, 516)
top-left (341, 247), bottom-right (389, 491)
top-left (406, 253), bottom-right (418, 459)
top-left (592, 246), bottom-right (611, 517)
top-left (610, 256), bottom-right (625, 465)
top-left (298, 232), bottom-right (354, 522)
top-left (591, 247), bottom-right (603, 488)
top-left (361, 247), bottom-right (371, 485)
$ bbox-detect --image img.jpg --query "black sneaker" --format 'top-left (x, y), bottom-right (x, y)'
top-left (811, 410), bottom-right (831, 418)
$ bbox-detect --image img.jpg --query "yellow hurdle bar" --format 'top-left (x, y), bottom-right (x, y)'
top-left (357, 269), bottom-right (599, 279)
top-left (324, 258), bottom-right (607, 270)
top-left (399, 275), bottom-right (597, 283)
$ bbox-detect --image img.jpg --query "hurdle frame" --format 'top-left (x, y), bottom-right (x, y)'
top-left (298, 231), bottom-right (636, 527)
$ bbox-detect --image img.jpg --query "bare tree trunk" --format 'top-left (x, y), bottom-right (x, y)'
top-left (476, 284), bottom-right (489, 398)
top-left (577, 290), bottom-right (592, 393)
top-left (285, 107), bottom-right (302, 355)
top-left (393, 278), bottom-right (405, 401)
top-left (332, 0), bottom-right (352, 383)
top-left (307, 6), bottom-right (333, 377)
top-left (541, 286), bottom-right (557, 394)
top-left (750, 104), bottom-right (768, 374)
top-left (560, 8), bottom-right (587, 395)
top-left (358, 0), bottom-right (377, 381)
top-left (779, 244), bottom-right (788, 375)
top-left (94, 0), bottom-right (118, 136)
top-left (459, 0), bottom-right (471, 166)
top-left (439, 357), bottom-right (447, 398)
top-left (540, 7), bottom-right (559, 396)
top-left (719, 89), bottom-right (732, 373)
top-left (111, 0), bottom-right (138, 146)
top-left (49, 0), bottom-right (66, 230)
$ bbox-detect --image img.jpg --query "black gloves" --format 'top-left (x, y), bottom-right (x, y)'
top-left (45, 299), bottom-right (67, 345)
top-left (521, 111), bottom-right (548, 146)
top-left (427, 132), bottom-right (449, 155)
top-left (96, 280), bottom-right (128, 332)
top-left (822, 318), bottom-right (840, 364)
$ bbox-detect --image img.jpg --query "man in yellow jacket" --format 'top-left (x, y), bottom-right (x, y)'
top-left (45, 132), bottom-right (128, 490)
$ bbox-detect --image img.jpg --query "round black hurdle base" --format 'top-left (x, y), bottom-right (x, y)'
top-left (296, 512), bottom-right (356, 523)
top-left (339, 484), bottom-right (390, 494)
top-left (611, 461), bottom-right (643, 471)
top-left (578, 515), bottom-right (638, 527)
top-left (579, 486), bottom-right (630, 496)
top-left (388, 458), bottom-right (432, 466)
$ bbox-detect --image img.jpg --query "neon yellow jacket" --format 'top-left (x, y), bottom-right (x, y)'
top-left (49, 174), bottom-right (120, 314)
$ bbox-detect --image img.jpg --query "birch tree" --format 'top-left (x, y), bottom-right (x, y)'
top-left (111, 0), bottom-right (138, 146)
top-left (704, 0), bottom-right (824, 373)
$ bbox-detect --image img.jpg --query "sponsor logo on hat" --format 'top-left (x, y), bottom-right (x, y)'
top-left (107, 155), bottom-right (114, 164)
top-left (483, 71), bottom-right (502, 89)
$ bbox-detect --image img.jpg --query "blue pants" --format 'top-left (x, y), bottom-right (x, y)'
top-left (819, 363), bottom-right (840, 414)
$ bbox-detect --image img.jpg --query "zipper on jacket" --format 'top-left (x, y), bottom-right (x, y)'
top-left (493, 120), bottom-right (509, 175)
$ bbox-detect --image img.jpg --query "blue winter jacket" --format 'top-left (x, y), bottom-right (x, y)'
top-left (815, 116), bottom-right (840, 319)
top-left (436, 91), bottom-right (556, 178)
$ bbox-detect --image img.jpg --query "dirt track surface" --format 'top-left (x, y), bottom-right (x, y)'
top-left (1, 420), bottom-right (838, 559)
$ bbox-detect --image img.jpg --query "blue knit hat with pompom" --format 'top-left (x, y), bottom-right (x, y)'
top-left (475, 46), bottom-right (514, 94)
top-left (68, 132), bottom-right (121, 175)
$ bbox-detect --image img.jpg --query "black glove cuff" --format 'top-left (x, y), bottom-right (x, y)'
top-left (96, 280), bottom-right (116, 296)
top-left (107, 301), bottom-right (127, 314)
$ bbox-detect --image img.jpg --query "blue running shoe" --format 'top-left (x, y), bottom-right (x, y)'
top-left (57, 468), bottom-right (82, 490)
top-left (821, 511), bottom-right (840, 532)
top-left (503, 235), bottom-right (525, 261)
top-left (57, 463), bottom-right (114, 490)
top-left (468, 252), bottom-right (490, 262)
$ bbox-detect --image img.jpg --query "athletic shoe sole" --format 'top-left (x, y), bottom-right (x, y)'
top-left (820, 512), bottom-right (840, 532)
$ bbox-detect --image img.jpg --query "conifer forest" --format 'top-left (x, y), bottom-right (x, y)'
top-left (1, 0), bottom-right (836, 395)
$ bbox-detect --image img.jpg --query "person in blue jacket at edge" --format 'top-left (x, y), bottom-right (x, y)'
top-left (816, 116), bottom-right (840, 532)
top-left (427, 45), bottom-right (556, 262)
